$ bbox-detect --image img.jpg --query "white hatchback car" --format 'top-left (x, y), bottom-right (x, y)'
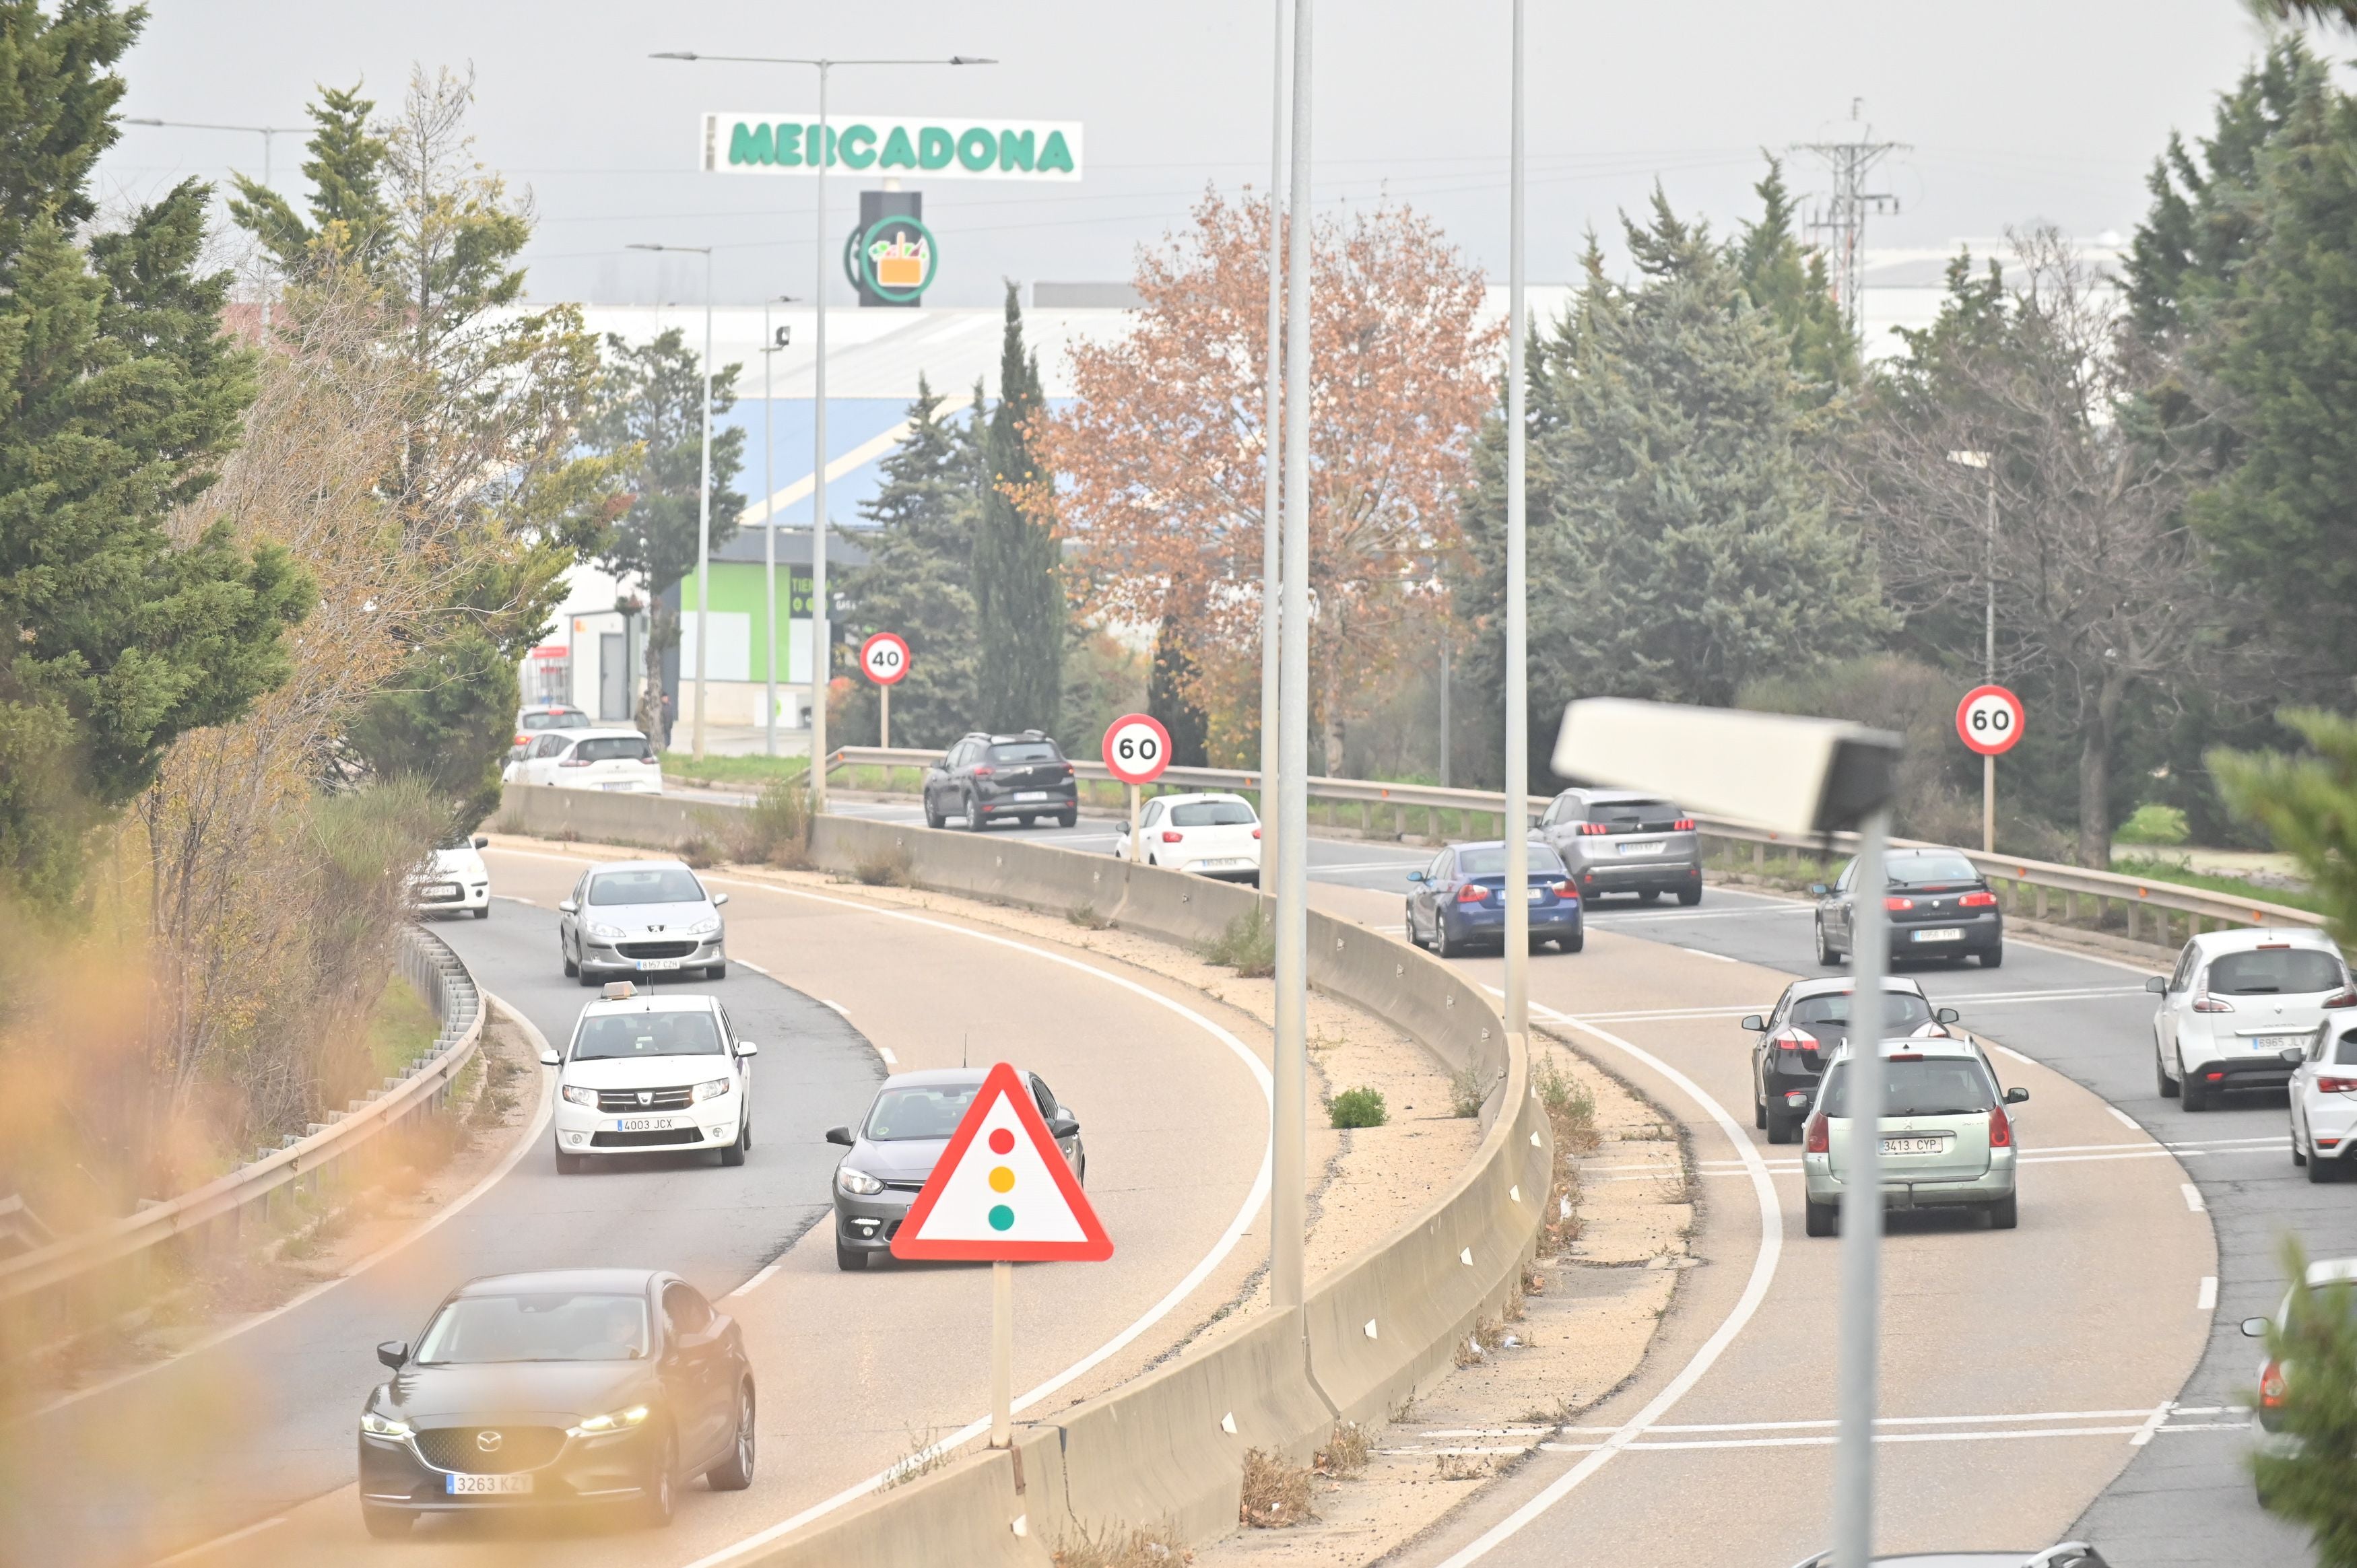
top-left (2287, 1019), bottom-right (2357, 1180)
top-left (1114, 792), bottom-right (1262, 883)
top-left (410, 833), bottom-right (490, 918)
top-left (541, 985), bottom-right (758, 1173)
top-left (504, 728), bottom-right (665, 794)
top-left (2148, 927), bottom-right (2355, 1111)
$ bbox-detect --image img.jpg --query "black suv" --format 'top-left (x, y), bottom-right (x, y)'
top-left (923, 731), bottom-right (1078, 830)
top-left (1812, 847), bottom-right (2005, 968)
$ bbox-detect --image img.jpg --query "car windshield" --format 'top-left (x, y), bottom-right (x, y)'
top-left (574, 736), bottom-right (655, 763)
top-left (1820, 1057), bottom-right (1999, 1118)
top-left (571, 1011), bottom-right (723, 1060)
top-left (2207, 948), bottom-right (2344, 995)
top-left (1888, 853), bottom-right (1980, 885)
top-left (1789, 992), bottom-right (1934, 1032)
top-left (415, 1292), bottom-right (649, 1364)
top-left (863, 1083), bottom-right (981, 1141)
top-left (1171, 800), bottom-right (1257, 827)
top-left (1456, 846), bottom-right (1568, 877)
top-left (521, 710), bottom-right (587, 731)
top-left (987, 742), bottom-right (1060, 763)
top-left (1589, 798), bottom-right (1684, 828)
top-left (589, 868), bottom-right (705, 906)
top-left (435, 834), bottom-right (477, 852)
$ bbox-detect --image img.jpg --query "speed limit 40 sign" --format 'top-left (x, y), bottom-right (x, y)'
top-left (1956, 684), bottom-right (2024, 756)
top-left (860, 632), bottom-right (910, 685)
top-left (1102, 713), bottom-right (1172, 786)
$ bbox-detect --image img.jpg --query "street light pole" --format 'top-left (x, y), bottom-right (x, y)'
top-left (1833, 808), bottom-right (1890, 1568)
top-left (652, 51), bottom-right (995, 811)
top-left (1502, 0), bottom-right (1529, 1037)
top-left (762, 298), bottom-right (796, 758)
top-left (628, 242), bottom-right (717, 759)
top-left (1948, 449), bottom-right (1996, 852)
top-left (1259, 0), bottom-right (1286, 874)
top-left (125, 118), bottom-right (298, 328)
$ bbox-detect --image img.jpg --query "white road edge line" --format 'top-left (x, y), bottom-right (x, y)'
top-left (726, 1262), bottom-right (783, 1299)
top-left (822, 999), bottom-right (851, 1017)
top-left (1433, 1000), bottom-right (1783, 1568)
top-left (878, 1046), bottom-right (898, 1066)
top-left (15, 995), bottom-right (557, 1425)
top-left (2129, 1400), bottom-right (2177, 1447)
top-left (2199, 1276), bottom-right (2218, 1311)
top-left (151, 1515), bottom-right (286, 1564)
top-left (2107, 1106), bottom-right (2142, 1130)
top-left (1678, 945), bottom-right (1739, 965)
top-left (2182, 1182), bottom-right (2207, 1213)
top-left (1991, 1044), bottom-right (2037, 1066)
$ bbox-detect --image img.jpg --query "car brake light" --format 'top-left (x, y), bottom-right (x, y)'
top-left (1576, 822), bottom-right (1609, 836)
top-left (2191, 993), bottom-right (2234, 1013)
top-left (1959, 890), bottom-right (1999, 908)
top-left (2325, 988), bottom-right (2357, 1009)
top-left (1804, 1112), bottom-right (1829, 1153)
top-left (2259, 943), bottom-right (2292, 950)
top-left (1886, 896), bottom-right (1914, 912)
top-left (1671, 817), bottom-right (1694, 831)
top-left (1161, 830), bottom-right (1184, 844)
top-left (2261, 1359), bottom-right (2287, 1409)
top-left (1552, 881), bottom-right (1578, 899)
top-left (1252, 827), bottom-right (1262, 839)
top-left (2321, 1076), bottom-right (2357, 1095)
top-left (971, 765), bottom-right (994, 777)
top-left (1063, 763), bottom-right (1075, 775)
top-left (1988, 1103), bottom-right (2012, 1147)
top-left (1456, 885), bottom-right (1490, 904)
top-left (1774, 1027), bottom-right (1817, 1053)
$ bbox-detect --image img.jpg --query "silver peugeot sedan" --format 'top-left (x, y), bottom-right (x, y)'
top-left (1799, 1037), bottom-right (2029, 1237)
top-left (557, 860), bottom-right (731, 986)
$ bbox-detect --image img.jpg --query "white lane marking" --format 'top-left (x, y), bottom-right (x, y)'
top-left (494, 893), bottom-right (537, 906)
top-left (733, 957), bottom-right (771, 976)
top-left (152, 1515), bottom-right (287, 1563)
top-left (1312, 860), bottom-right (1429, 875)
top-left (1434, 1000), bottom-right (1784, 1568)
top-left (1543, 1424), bottom-right (2151, 1454)
top-left (2130, 1400), bottom-right (2177, 1447)
top-left (877, 1047), bottom-right (898, 1066)
top-left (1679, 945), bottom-right (1739, 964)
top-left (822, 999), bottom-right (851, 1017)
top-left (1589, 906), bottom-right (1814, 924)
top-left (1992, 1044), bottom-right (2038, 1066)
top-left (2108, 1106), bottom-right (2142, 1130)
top-left (1555, 1406), bottom-right (2158, 1437)
top-left (727, 1262), bottom-right (783, 1299)
top-left (16, 996), bottom-right (556, 1425)
top-left (2199, 1276), bottom-right (2218, 1311)
top-left (2183, 1183), bottom-right (2207, 1213)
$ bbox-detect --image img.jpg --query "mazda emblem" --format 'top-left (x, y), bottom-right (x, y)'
top-left (638, 1091), bottom-right (653, 1105)
top-left (477, 1430), bottom-right (503, 1452)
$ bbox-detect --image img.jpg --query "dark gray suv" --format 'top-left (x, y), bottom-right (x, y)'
top-left (1535, 788), bottom-right (1703, 906)
top-left (922, 731), bottom-right (1079, 830)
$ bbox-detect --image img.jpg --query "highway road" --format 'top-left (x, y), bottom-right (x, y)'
top-left (3, 843), bottom-right (1273, 1568)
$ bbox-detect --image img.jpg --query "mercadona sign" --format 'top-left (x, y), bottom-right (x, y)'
top-left (700, 114), bottom-right (1082, 181)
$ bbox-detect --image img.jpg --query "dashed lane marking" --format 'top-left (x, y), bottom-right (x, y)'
top-left (2199, 1276), bottom-right (2218, 1311)
top-left (2183, 1182), bottom-right (2207, 1213)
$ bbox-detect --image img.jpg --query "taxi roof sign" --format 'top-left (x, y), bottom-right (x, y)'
top-left (890, 1061), bottom-right (1113, 1262)
top-left (601, 981), bottom-right (638, 1000)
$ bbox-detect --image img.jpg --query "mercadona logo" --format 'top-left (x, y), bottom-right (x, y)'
top-left (702, 114), bottom-right (1082, 181)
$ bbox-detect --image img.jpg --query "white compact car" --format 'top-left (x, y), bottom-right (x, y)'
top-left (541, 985), bottom-right (758, 1173)
top-left (2288, 1019), bottom-right (2357, 1180)
top-left (410, 834), bottom-right (490, 918)
top-left (504, 728), bottom-right (665, 794)
top-left (2149, 926), bottom-right (2355, 1111)
top-left (1113, 792), bottom-right (1262, 883)
top-left (2240, 1255), bottom-right (2357, 1503)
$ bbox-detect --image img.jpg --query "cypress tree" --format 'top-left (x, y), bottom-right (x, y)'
top-left (971, 283), bottom-right (1064, 734)
top-left (1146, 617), bottom-right (1208, 767)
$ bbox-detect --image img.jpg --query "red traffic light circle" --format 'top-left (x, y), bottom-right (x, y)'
top-left (1956, 684), bottom-right (2024, 756)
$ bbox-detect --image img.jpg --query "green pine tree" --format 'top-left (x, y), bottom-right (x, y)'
top-left (971, 283), bottom-right (1064, 735)
top-left (0, 0), bottom-right (311, 908)
top-left (842, 376), bottom-right (983, 749)
top-left (227, 81), bottom-right (394, 273)
top-left (1733, 157), bottom-right (1858, 395)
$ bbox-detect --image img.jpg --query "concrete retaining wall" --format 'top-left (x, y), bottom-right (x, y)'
top-left (495, 786), bottom-right (1546, 1561)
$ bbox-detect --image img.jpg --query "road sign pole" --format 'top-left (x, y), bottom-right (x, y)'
top-left (1983, 751), bottom-right (1994, 854)
top-left (880, 682), bottom-right (890, 750)
top-left (991, 1258), bottom-right (1014, 1447)
top-left (1129, 784), bottom-right (1141, 862)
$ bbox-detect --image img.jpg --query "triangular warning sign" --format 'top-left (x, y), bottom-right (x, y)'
top-left (891, 1061), bottom-right (1114, 1262)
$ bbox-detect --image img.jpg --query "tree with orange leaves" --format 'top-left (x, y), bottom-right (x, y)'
top-left (1037, 191), bottom-right (1501, 770)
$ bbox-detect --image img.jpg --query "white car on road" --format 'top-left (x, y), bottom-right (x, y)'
top-left (1113, 792), bottom-right (1262, 883)
top-left (504, 728), bottom-right (665, 794)
top-left (541, 984), bottom-right (758, 1173)
top-left (2287, 1018), bottom-right (2357, 1180)
top-left (410, 833), bottom-right (490, 919)
top-left (2149, 926), bottom-right (2354, 1111)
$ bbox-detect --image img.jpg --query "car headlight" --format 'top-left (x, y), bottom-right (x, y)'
top-left (566, 1403), bottom-right (651, 1438)
top-left (837, 1165), bottom-right (885, 1196)
top-left (687, 916), bottom-right (721, 936)
top-left (587, 922), bottom-right (626, 940)
top-left (562, 1084), bottom-right (599, 1108)
top-left (360, 1409), bottom-right (412, 1439)
top-left (690, 1078), bottom-right (732, 1103)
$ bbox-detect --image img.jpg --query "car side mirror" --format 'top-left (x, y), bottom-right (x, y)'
top-left (472, 835), bottom-right (488, 849)
top-left (1784, 1091), bottom-right (1812, 1109)
top-left (2146, 976), bottom-right (2168, 994)
top-left (2004, 1087), bottom-right (2029, 1104)
top-left (1807, 883), bottom-right (1829, 897)
top-left (537, 1048), bottom-right (561, 1068)
top-left (2282, 1046), bottom-right (2308, 1065)
top-left (1935, 1007), bottom-right (1960, 1025)
top-left (1406, 871), bottom-right (1426, 883)
top-left (1740, 1015), bottom-right (1766, 1032)
top-left (558, 899), bottom-right (577, 915)
top-left (824, 1125), bottom-right (855, 1147)
top-left (1049, 1116), bottom-right (1080, 1140)
top-left (2242, 1316), bottom-right (2272, 1339)
top-left (736, 1041), bottom-right (760, 1058)
top-left (377, 1340), bottom-right (409, 1369)
top-left (712, 892), bottom-right (730, 907)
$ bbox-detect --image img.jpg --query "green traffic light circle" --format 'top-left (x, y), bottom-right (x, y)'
top-left (987, 1204), bottom-right (1014, 1232)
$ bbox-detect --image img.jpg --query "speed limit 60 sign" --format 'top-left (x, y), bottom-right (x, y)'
top-left (1102, 713), bottom-right (1172, 786)
top-left (860, 632), bottom-right (910, 685)
top-left (1956, 684), bottom-right (2024, 756)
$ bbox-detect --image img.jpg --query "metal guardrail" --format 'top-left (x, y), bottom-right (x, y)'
top-left (0, 925), bottom-right (485, 1340)
top-left (824, 745), bottom-right (2324, 949)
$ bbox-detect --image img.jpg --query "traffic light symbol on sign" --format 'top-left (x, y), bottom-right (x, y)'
top-left (890, 1061), bottom-right (1113, 1262)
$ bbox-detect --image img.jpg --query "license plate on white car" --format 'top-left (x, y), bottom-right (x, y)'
top-left (424, 883), bottom-right (460, 899)
top-left (634, 957), bottom-right (681, 972)
top-left (1881, 1136), bottom-right (1947, 1155)
top-left (2253, 1035), bottom-right (2305, 1052)
top-left (1014, 790), bottom-right (1050, 802)
top-left (615, 1117), bottom-right (675, 1132)
top-left (601, 782), bottom-right (638, 791)
top-left (1910, 927), bottom-right (1964, 943)
top-left (1202, 858), bottom-right (1253, 870)
top-left (447, 1473), bottom-right (532, 1495)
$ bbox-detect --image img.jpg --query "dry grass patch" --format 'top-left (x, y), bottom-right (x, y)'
top-left (1053, 1523), bottom-right (1194, 1567)
top-left (1238, 1447), bottom-right (1315, 1528)
top-left (1314, 1421), bottom-right (1371, 1479)
top-left (852, 844), bottom-right (915, 887)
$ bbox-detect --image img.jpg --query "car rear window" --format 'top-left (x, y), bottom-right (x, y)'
top-left (572, 1011), bottom-right (723, 1059)
top-left (521, 709), bottom-right (589, 730)
top-left (1456, 846), bottom-right (1569, 877)
top-left (1171, 800), bottom-right (1257, 827)
top-left (1888, 853), bottom-right (1980, 885)
top-left (416, 1293), bottom-right (649, 1364)
top-left (574, 736), bottom-right (655, 763)
top-left (987, 742), bottom-right (1061, 763)
top-left (589, 868), bottom-right (706, 905)
top-left (1589, 799), bottom-right (1686, 829)
top-left (1789, 992), bottom-right (1933, 1032)
top-left (2207, 948), bottom-right (2345, 996)
top-left (864, 1083), bottom-right (981, 1141)
top-left (1820, 1057), bottom-right (1998, 1118)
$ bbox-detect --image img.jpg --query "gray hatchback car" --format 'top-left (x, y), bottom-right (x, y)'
top-left (557, 860), bottom-right (730, 986)
top-left (824, 1067), bottom-right (1084, 1270)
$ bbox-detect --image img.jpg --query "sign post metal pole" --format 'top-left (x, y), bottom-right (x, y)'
top-left (880, 682), bottom-right (890, 750)
top-left (991, 1258), bottom-right (1014, 1447)
top-left (1129, 784), bottom-right (1141, 862)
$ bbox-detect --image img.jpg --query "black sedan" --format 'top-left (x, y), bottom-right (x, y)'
top-left (921, 730), bottom-right (1079, 830)
top-left (1811, 848), bottom-right (2005, 969)
top-left (357, 1269), bottom-right (754, 1536)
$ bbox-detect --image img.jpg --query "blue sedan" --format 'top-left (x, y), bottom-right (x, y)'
top-left (1403, 840), bottom-right (1584, 957)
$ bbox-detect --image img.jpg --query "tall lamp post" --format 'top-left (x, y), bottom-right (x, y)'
top-left (626, 242), bottom-right (716, 760)
top-left (1948, 449), bottom-right (1997, 851)
top-left (1259, 0), bottom-right (1288, 877)
top-left (762, 296), bottom-right (799, 757)
top-left (653, 50), bottom-right (995, 813)
top-left (1502, 0), bottom-right (1530, 1036)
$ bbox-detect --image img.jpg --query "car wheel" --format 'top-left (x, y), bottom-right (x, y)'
top-left (963, 793), bottom-right (985, 831)
top-left (1987, 1194), bottom-right (2019, 1229)
top-left (639, 1429), bottom-right (677, 1528)
top-left (1403, 902), bottom-right (1422, 949)
top-left (1804, 1200), bottom-right (1837, 1237)
top-left (707, 961), bottom-right (727, 980)
top-left (578, 967), bottom-right (599, 987)
top-left (1560, 926), bottom-right (1584, 953)
top-left (1678, 885), bottom-right (1702, 908)
top-left (1435, 918), bottom-right (1459, 959)
top-left (556, 1147), bottom-right (585, 1175)
top-left (473, 903), bottom-right (490, 920)
top-left (1979, 943), bottom-right (2004, 969)
top-left (1057, 810), bottom-right (1077, 828)
top-left (1754, 1077), bottom-right (1767, 1131)
top-left (2293, 1116), bottom-right (2308, 1166)
top-left (1816, 920), bottom-right (1843, 968)
top-left (706, 1381), bottom-right (757, 1491)
top-left (1637, 889), bottom-right (1661, 904)
top-left (2181, 1056), bottom-right (2210, 1112)
top-left (562, 941), bottom-right (578, 978)
top-left (836, 1240), bottom-right (867, 1272)
top-left (1766, 1107), bottom-right (1798, 1146)
top-left (360, 1504), bottom-right (413, 1540)
top-left (720, 1117), bottom-right (748, 1167)
top-left (924, 793), bottom-right (944, 829)
top-left (2311, 1148), bottom-right (2337, 1184)
top-left (2156, 1039), bottom-right (2180, 1099)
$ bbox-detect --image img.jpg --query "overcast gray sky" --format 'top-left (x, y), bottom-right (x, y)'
top-left (99, 0), bottom-right (2290, 309)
